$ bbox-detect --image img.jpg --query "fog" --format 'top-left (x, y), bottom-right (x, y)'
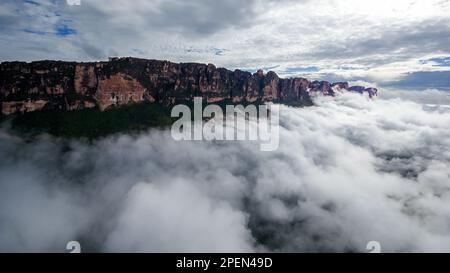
top-left (1, 90), bottom-right (449, 253)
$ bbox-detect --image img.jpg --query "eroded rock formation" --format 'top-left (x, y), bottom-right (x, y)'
top-left (0, 57), bottom-right (377, 115)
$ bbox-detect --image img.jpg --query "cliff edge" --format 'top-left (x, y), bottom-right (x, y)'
top-left (0, 57), bottom-right (377, 115)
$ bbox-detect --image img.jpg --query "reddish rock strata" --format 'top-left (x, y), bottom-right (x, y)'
top-left (0, 57), bottom-right (376, 115)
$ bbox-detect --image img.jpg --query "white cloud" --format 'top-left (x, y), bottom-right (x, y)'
top-left (1, 90), bottom-right (450, 252)
top-left (1, 0), bottom-right (450, 87)
top-left (105, 181), bottom-right (254, 252)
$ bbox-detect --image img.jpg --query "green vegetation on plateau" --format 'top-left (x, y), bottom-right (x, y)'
top-left (1, 103), bottom-right (175, 139)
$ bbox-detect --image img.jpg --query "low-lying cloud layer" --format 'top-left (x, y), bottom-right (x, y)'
top-left (1, 91), bottom-right (450, 253)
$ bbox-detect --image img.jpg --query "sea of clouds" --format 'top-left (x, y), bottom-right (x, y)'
top-left (1, 90), bottom-right (450, 253)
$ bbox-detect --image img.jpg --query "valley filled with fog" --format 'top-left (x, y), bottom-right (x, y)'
top-left (1, 90), bottom-right (450, 253)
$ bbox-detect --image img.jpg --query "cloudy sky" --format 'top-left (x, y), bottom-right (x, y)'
top-left (1, 0), bottom-right (450, 89)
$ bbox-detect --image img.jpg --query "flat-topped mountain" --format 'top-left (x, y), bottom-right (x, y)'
top-left (0, 57), bottom-right (377, 115)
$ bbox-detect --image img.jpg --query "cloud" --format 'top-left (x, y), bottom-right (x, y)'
top-left (1, 0), bottom-right (450, 90)
top-left (307, 19), bottom-right (450, 63)
top-left (142, 0), bottom-right (257, 37)
top-left (105, 181), bottom-right (254, 252)
top-left (283, 66), bottom-right (320, 76)
top-left (422, 56), bottom-right (450, 67)
top-left (0, 11), bottom-right (20, 30)
top-left (1, 90), bottom-right (450, 252)
top-left (382, 71), bottom-right (450, 90)
top-left (379, 88), bottom-right (450, 105)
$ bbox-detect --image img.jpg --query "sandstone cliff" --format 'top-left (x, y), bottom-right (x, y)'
top-left (0, 57), bottom-right (377, 115)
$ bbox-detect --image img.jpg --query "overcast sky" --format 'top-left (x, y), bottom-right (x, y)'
top-left (1, 0), bottom-right (450, 89)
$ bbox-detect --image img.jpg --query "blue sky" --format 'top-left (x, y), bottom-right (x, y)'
top-left (1, 0), bottom-right (450, 90)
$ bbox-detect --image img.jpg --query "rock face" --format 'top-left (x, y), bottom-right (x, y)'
top-left (348, 86), bottom-right (378, 98)
top-left (0, 57), bottom-right (376, 115)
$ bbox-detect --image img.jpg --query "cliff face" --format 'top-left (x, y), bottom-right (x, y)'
top-left (0, 57), bottom-right (377, 115)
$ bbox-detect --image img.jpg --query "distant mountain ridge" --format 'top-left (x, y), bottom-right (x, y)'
top-left (0, 57), bottom-right (377, 115)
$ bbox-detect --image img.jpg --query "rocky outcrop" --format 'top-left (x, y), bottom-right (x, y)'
top-left (348, 86), bottom-right (378, 98)
top-left (0, 57), bottom-right (376, 115)
top-left (332, 82), bottom-right (350, 91)
top-left (310, 81), bottom-right (334, 96)
top-left (279, 77), bottom-right (310, 105)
